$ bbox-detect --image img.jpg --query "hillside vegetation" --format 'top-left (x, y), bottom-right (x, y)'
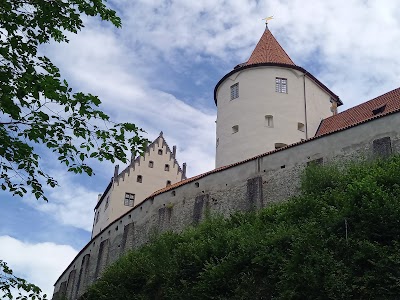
top-left (83, 156), bottom-right (400, 300)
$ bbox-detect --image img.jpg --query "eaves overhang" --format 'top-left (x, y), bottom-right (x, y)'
top-left (213, 62), bottom-right (342, 106)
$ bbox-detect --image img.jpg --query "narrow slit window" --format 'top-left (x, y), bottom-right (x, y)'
top-left (230, 83), bottom-right (239, 100)
top-left (149, 161), bottom-right (154, 168)
top-left (164, 164), bottom-right (170, 171)
top-left (95, 211), bottom-right (100, 224)
top-left (265, 115), bottom-right (274, 127)
top-left (275, 78), bottom-right (287, 93)
top-left (124, 193), bottom-right (135, 207)
top-left (297, 122), bottom-right (305, 132)
top-left (104, 196), bottom-right (110, 211)
top-left (232, 125), bottom-right (239, 134)
top-left (137, 175), bottom-right (142, 183)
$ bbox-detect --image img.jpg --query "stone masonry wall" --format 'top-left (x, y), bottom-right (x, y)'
top-left (52, 112), bottom-right (400, 300)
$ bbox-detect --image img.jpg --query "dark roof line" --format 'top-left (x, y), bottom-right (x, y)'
top-left (213, 62), bottom-right (342, 106)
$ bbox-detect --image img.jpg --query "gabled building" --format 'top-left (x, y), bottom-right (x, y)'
top-left (91, 132), bottom-right (186, 237)
top-left (214, 22), bottom-right (342, 168)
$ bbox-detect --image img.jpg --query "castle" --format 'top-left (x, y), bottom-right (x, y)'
top-left (52, 23), bottom-right (400, 299)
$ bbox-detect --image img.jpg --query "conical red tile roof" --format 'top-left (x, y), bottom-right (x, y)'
top-left (245, 26), bottom-right (295, 66)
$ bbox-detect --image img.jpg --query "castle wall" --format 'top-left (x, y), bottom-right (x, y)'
top-left (52, 112), bottom-right (400, 300)
top-left (215, 66), bottom-right (336, 168)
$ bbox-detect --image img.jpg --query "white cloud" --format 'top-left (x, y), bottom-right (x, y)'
top-left (24, 170), bottom-right (99, 232)
top-left (0, 236), bottom-right (77, 298)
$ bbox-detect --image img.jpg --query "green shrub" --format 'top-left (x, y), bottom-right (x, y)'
top-left (83, 156), bottom-right (400, 300)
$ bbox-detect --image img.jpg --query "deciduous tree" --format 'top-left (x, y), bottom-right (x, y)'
top-left (0, 0), bottom-right (148, 201)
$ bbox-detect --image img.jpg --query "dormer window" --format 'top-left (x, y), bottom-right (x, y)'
top-left (372, 104), bottom-right (386, 115)
top-left (275, 78), bottom-right (287, 93)
top-left (230, 83), bottom-right (239, 100)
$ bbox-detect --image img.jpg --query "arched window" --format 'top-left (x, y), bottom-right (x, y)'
top-left (158, 149), bottom-right (163, 155)
top-left (274, 143), bottom-right (287, 150)
top-left (265, 115), bottom-right (273, 127)
top-left (137, 175), bottom-right (142, 183)
top-left (164, 164), bottom-right (170, 171)
top-left (149, 161), bottom-right (154, 168)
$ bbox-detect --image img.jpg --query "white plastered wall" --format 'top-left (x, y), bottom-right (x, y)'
top-left (215, 66), bottom-right (335, 168)
top-left (91, 136), bottom-right (184, 237)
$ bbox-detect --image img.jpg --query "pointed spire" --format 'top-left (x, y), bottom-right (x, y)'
top-left (245, 26), bottom-right (295, 66)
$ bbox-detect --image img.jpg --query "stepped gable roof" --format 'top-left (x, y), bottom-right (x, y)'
top-left (316, 87), bottom-right (400, 136)
top-left (245, 25), bottom-right (295, 66)
top-left (94, 132), bottom-right (184, 210)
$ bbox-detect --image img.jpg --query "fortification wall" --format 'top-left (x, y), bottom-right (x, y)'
top-left (52, 112), bottom-right (400, 300)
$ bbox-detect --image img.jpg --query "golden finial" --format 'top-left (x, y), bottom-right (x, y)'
top-left (262, 16), bottom-right (274, 24)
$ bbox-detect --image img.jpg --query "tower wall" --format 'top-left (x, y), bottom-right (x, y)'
top-left (215, 66), bottom-right (334, 168)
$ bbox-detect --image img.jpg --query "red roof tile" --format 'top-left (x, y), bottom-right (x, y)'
top-left (245, 26), bottom-right (295, 66)
top-left (316, 87), bottom-right (400, 136)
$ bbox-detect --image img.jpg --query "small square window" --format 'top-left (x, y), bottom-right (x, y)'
top-left (297, 122), bottom-right (305, 132)
top-left (275, 78), bottom-right (287, 93)
top-left (149, 161), bottom-right (154, 168)
top-left (164, 164), bottom-right (170, 171)
top-left (158, 149), bottom-right (163, 155)
top-left (230, 83), bottom-right (239, 100)
top-left (137, 175), bottom-right (142, 183)
top-left (232, 125), bottom-right (239, 134)
top-left (124, 193), bottom-right (135, 207)
top-left (166, 180), bottom-right (171, 187)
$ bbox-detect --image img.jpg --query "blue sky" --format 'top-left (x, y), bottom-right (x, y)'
top-left (1, 0), bottom-right (400, 297)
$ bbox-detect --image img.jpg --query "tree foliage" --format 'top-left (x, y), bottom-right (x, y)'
top-left (0, 260), bottom-right (47, 300)
top-left (83, 156), bottom-right (400, 300)
top-left (0, 0), bottom-right (148, 201)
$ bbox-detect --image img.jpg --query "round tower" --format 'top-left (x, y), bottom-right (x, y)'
top-left (214, 24), bottom-right (342, 168)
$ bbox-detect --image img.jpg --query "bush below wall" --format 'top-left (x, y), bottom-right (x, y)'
top-left (81, 156), bottom-right (400, 300)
